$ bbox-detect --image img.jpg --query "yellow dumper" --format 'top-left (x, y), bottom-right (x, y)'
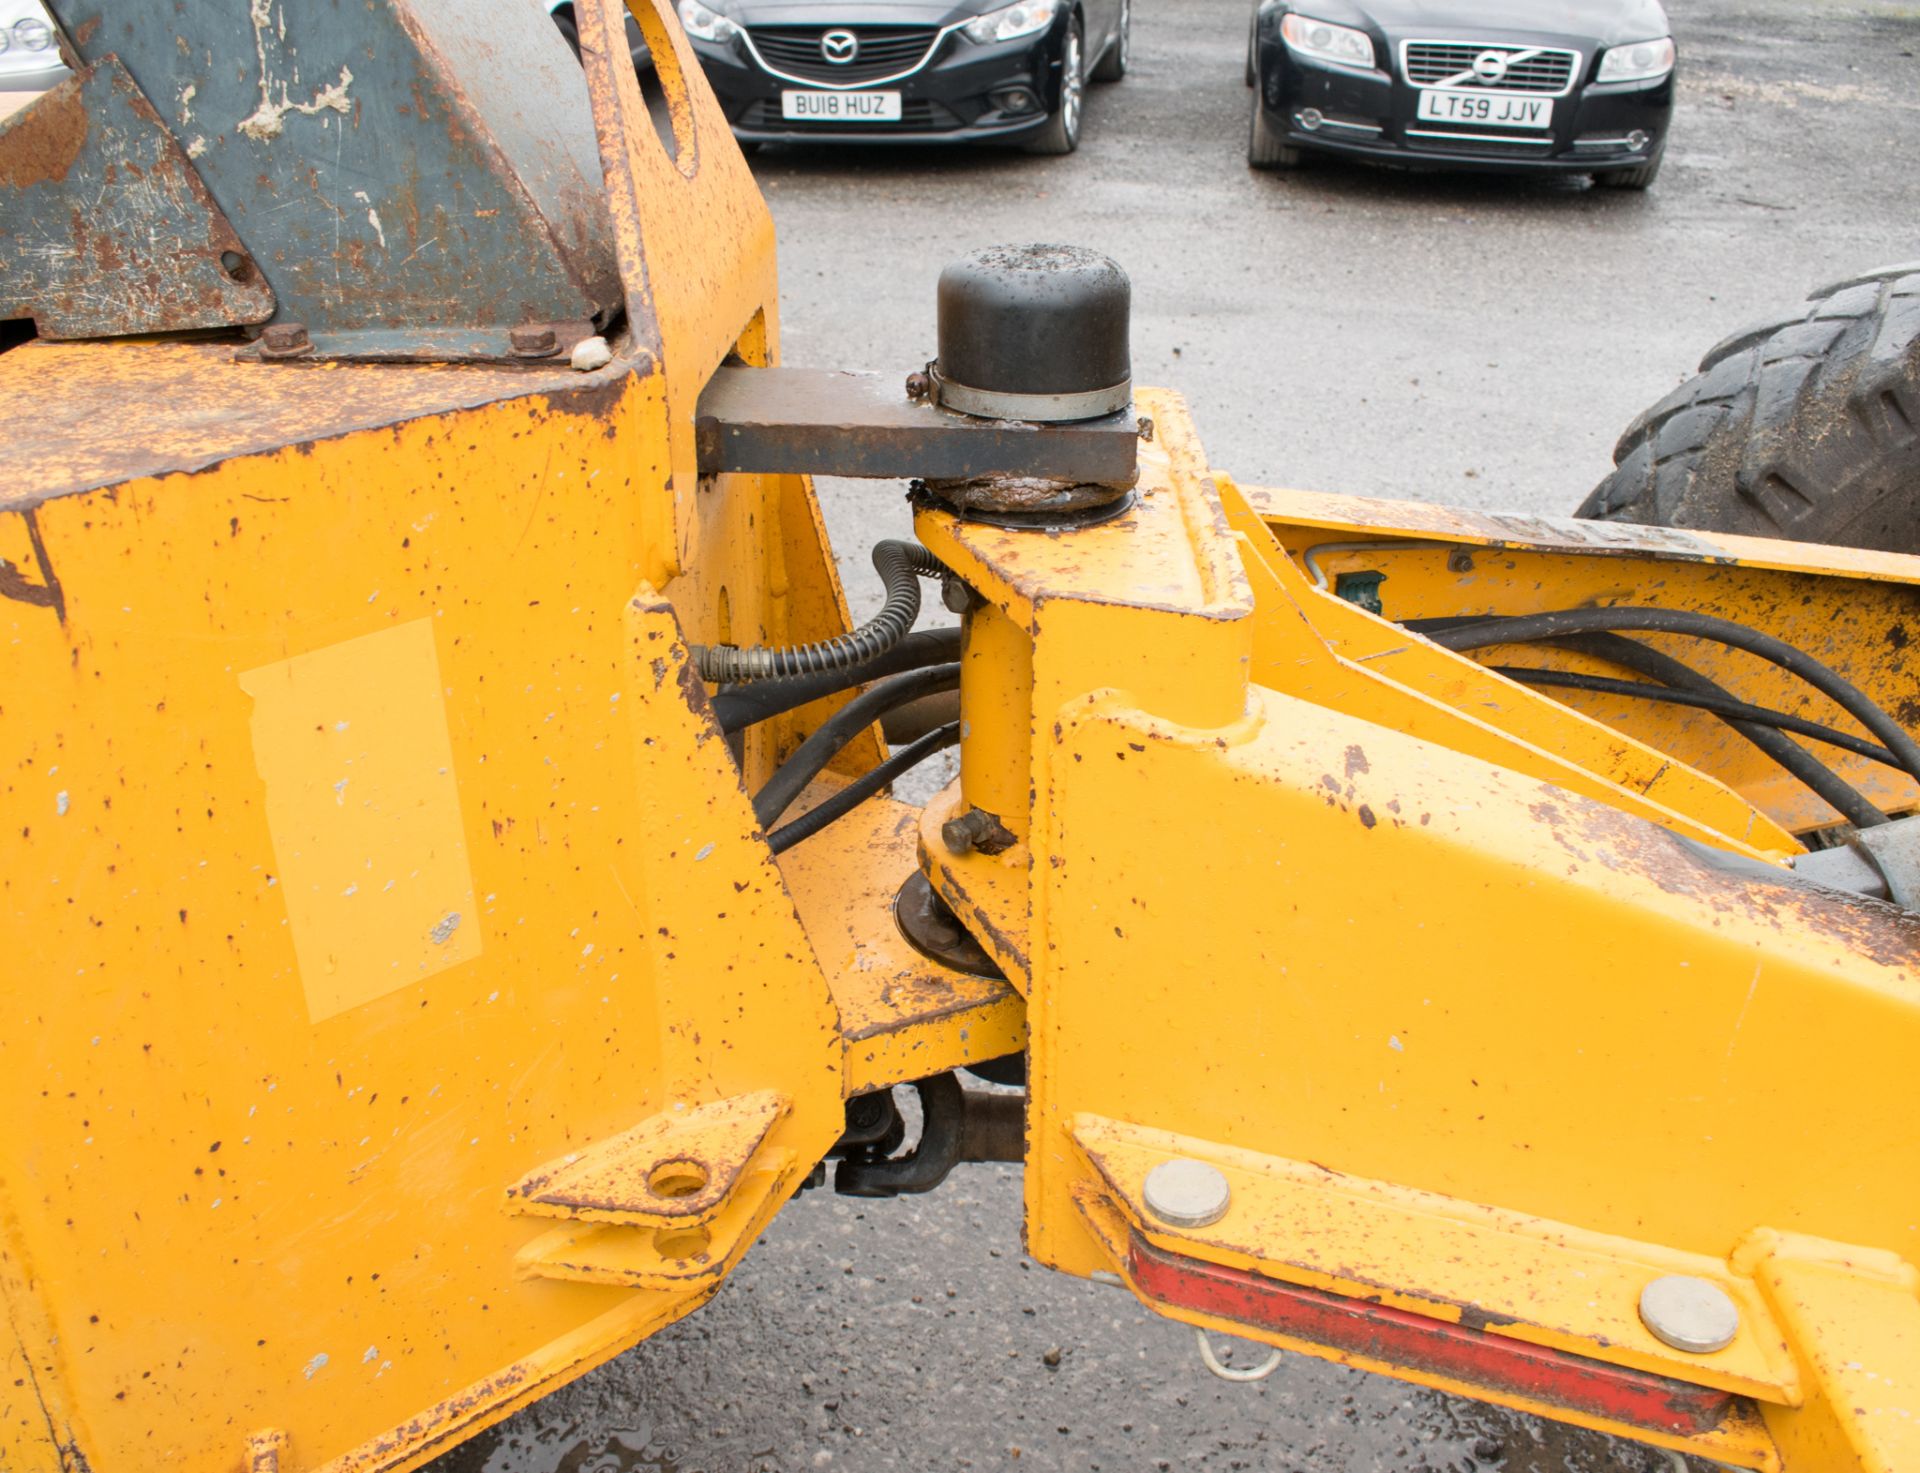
top-left (4, 3), bottom-right (1919, 1470)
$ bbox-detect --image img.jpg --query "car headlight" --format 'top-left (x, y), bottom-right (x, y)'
top-left (1596, 35), bottom-right (1674, 83)
top-left (1279, 12), bottom-right (1375, 70)
top-left (11, 16), bottom-right (53, 50)
top-left (962, 0), bottom-right (1058, 46)
top-left (677, 0), bottom-right (739, 44)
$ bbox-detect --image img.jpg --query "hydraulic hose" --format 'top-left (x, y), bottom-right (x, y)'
top-left (712, 627), bottom-right (962, 735)
top-left (695, 540), bottom-right (948, 684)
top-left (767, 722), bottom-right (962, 855)
top-left (752, 664), bottom-right (961, 829)
top-left (1426, 608), bottom-right (1920, 793)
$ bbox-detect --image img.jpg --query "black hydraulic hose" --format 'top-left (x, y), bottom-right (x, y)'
top-left (695, 541), bottom-right (948, 683)
top-left (752, 664), bottom-right (960, 829)
top-left (1539, 631), bottom-right (1890, 828)
top-left (767, 722), bottom-right (962, 855)
top-left (713, 627), bottom-right (962, 735)
top-left (1427, 608), bottom-right (1920, 791)
top-left (1490, 666), bottom-right (1902, 768)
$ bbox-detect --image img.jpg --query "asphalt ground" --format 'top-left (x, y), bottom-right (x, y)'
top-left (439, 3), bottom-right (1919, 1470)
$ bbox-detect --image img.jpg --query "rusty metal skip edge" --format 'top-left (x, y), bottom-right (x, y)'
top-left (4, 0), bottom-right (1920, 1470)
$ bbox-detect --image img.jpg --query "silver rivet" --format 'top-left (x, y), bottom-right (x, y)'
top-left (1638, 1275), bottom-right (1740, 1353)
top-left (1142, 1158), bottom-right (1231, 1229)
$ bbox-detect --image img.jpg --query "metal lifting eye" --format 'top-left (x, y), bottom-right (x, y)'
top-left (1192, 1326), bottom-right (1283, 1383)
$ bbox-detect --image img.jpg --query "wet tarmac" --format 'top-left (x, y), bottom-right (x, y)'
top-left (436, 0), bottom-right (1916, 1468)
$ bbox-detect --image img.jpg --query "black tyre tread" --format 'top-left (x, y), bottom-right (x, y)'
top-left (1247, 95), bottom-right (1300, 169)
top-left (1578, 266), bottom-right (1920, 551)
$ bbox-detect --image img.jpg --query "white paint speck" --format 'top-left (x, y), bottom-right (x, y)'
top-left (362, 1345), bottom-right (379, 1364)
top-left (694, 843), bottom-right (715, 862)
top-left (303, 1352), bottom-right (329, 1380)
top-left (55, 791), bottom-right (69, 816)
top-left (428, 912), bottom-right (461, 945)
top-left (342, 883), bottom-right (358, 897)
top-left (1388, 1035), bottom-right (1403, 1052)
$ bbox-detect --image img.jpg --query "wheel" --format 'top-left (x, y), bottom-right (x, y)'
top-left (1247, 90), bottom-right (1301, 169)
top-left (1092, 0), bottom-right (1129, 81)
top-left (551, 4), bottom-right (583, 58)
top-left (1578, 263), bottom-right (1920, 551)
top-left (1026, 15), bottom-right (1085, 154)
top-left (1596, 154), bottom-right (1662, 190)
top-left (1245, 3), bottom-right (1258, 85)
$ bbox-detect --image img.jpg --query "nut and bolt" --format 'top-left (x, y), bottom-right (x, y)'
top-left (509, 323), bottom-right (560, 358)
top-left (1637, 1275), bottom-right (1740, 1354)
top-left (259, 322), bottom-right (312, 358)
top-left (941, 806), bottom-right (1015, 856)
top-left (1143, 1158), bottom-right (1231, 1229)
top-left (941, 575), bottom-right (976, 615)
top-left (904, 370), bottom-right (933, 401)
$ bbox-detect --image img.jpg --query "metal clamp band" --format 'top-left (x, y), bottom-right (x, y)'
top-left (928, 364), bottom-right (1133, 424)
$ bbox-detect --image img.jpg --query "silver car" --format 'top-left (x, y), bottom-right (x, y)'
top-left (0, 0), bottom-right (68, 104)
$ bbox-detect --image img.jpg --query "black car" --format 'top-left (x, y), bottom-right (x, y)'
top-left (1245, 0), bottom-right (1674, 186)
top-left (669, 0), bottom-right (1130, 153)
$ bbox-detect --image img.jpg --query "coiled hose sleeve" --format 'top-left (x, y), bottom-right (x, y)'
top-left (695, 540), bottom-right (949, 684)
top-left (712, 627), bottom-right (962, 735)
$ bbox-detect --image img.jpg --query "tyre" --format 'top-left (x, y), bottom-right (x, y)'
top-left (1091, 0), bottom-right (1129, 82)
top-left (1027, 15), bottom-right (1085, 154)
top-left (1245, 10), bottom-right (1257, 86)
top-left (1578, 263), bottom-right (1920, 552)
top-left (1596, 154), bottom-right (1662, 190)
top-left (1247, 92), bottom-right (1301, 169)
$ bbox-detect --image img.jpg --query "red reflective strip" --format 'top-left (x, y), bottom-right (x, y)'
top-left (1128, 1232), bottom-right (1736, 1436)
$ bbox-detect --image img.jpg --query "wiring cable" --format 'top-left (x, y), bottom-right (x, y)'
top-left (767, 723), bottom-right (962, 856)
top-left (1489, 666), bottom-right (1901, 768)
top-left (752, 664), bottom-right (960, 829)
top-left (1421, 607), bottom-right (1920, 789)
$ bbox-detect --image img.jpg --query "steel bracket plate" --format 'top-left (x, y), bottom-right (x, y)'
top-left (694, 364), bottom-right (1140, 484)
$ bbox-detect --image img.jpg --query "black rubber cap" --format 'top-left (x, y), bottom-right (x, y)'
top-left (935, 244), bottom-right (1130, 401)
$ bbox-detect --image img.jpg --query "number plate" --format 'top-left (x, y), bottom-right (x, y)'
top-left (1415, 90), bottom-right (1553, 128)
top-left (780, 90), bottom-right (903, 122)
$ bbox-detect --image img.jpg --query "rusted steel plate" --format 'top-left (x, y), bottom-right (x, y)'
top-left (695, 364), bottom-right (1141, 483)
top-left (46, 0), bottom-right (618, 359)
top-left (0, 57), bottom-right (275, 337)
top-left (0, 338), bottom-right (628, 514)
top-left (1127, 1233), bottom-right (1744, 1439)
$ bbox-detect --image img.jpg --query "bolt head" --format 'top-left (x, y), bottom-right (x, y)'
top-left (1638, 1275), bottom-right (1740, 1354)
top-left (510, 324), bottom-right (559, 356)
top-left (260, 322), bottom-right (311, 354)
top-left (904, 370), bottom-right (932, 401)
top-left (1142, 1158), bottom-right (1231, 1229)
top-left (940, 813), bottom-right (979, 855)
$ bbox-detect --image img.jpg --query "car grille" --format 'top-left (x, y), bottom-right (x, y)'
top-left (746, 25), bottom-right (942, 84)
top-left (738, 98), bottom-right (962, 131)
top-left (1402, 42), bottom-right (1578, 93)
top-left (1404, 130), bottom-right (1556, 157)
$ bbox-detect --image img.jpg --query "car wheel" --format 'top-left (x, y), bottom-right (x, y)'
top-left (1247, 91), bottom-right (1301, 169)
top-left (1578, 263), bottom-right (1920, 552)
top-left (1027, 15), bottom-right (1085, 155)
top-left (1245, 8), bottom-right (1257, 86)
top-left (1596, 155), bottom-right (1663, 190)
top-left (1092, 0), bottom-right (1129, 82)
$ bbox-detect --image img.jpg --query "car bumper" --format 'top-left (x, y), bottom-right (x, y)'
top-left (1253, 44), bottom-right (1672, 174)
top-left (693, 29), bottom-right (1061, 145)
top-left (0, 60), bottom-right (71, 95)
